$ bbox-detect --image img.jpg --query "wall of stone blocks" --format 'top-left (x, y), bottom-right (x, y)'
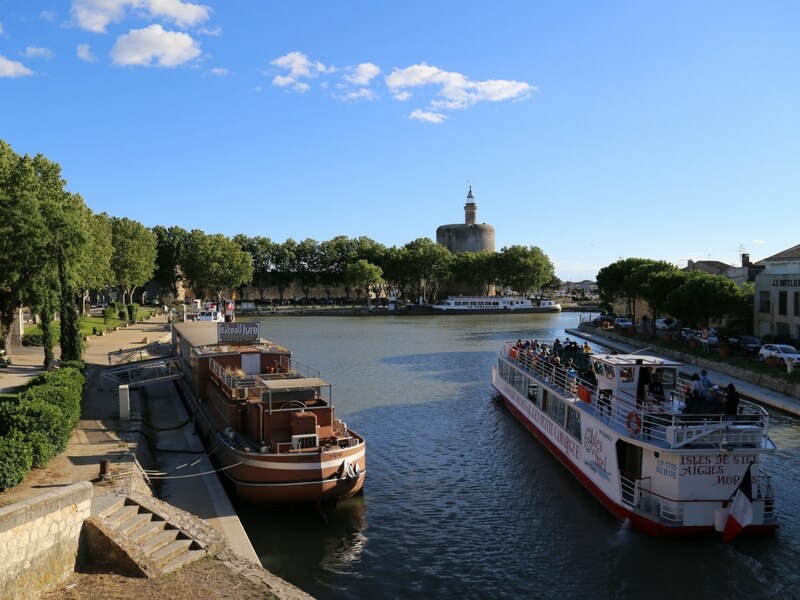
top-left (0, 481), bottom-right (92, 600)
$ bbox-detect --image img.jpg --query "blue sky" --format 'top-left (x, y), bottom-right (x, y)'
top-left (2, 1), bottom-right (799, 282)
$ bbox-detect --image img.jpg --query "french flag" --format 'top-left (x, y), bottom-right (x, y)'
top-left (722, 464), bottom-right (754, 543)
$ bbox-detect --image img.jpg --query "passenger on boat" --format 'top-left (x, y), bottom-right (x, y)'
top-left (582, 342), bottom-right (592, 355)
top-left (690, 373), bottom-right (705, 398)
top-left (724, 383), bottom-right (740, 420)
top-left (700, 369), bottom-right (713, 394)
top-left (636, 367), bottom-right (651, 408)
top-left (647, 373), bottom-right (666, 403)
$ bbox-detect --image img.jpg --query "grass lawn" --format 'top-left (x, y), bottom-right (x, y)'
top-left (23, 308), bottom-right (160, 344)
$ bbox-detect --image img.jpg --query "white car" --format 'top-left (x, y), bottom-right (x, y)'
top-left (655, 317), bottom-right (677, 330)
top-left (758, 344), bottom-right (800, 366)
top-left (613, 317), bottom-right (633, 328)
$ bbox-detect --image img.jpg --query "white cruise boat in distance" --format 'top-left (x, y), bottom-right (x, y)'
top-left (408, 296), bottom-right (561, 315)
top-left (491, 343), bottom-right (779, 538)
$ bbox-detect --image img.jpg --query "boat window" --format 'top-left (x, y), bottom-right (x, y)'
top-left (528, 382), bottom-right (539, 404)
top-left (619, 366), bottom-right (635, 383)
top-left (565, 407), bottom-right (581, 441)
top-left (655, 368), bottom-right (677, 388)
top-left (592, 361), bottom-right (605, 378)
top-left (545, 396), bottom-right (566, 426)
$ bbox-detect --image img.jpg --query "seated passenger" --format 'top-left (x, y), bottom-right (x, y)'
top-left (647, 374), bottom-right (666, 403)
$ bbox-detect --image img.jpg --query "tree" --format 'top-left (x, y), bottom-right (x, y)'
top-left (664, 271), bottom-right (746, 328)
top-left (74, 211), bottom-right (113, 315)
top-left (402, 238), bottom-right (453, 302)
top-left (596, 258), bottom-right (662, 321)
top-left (233, 234), bottom-right (276, 300)
top-left (451, 251), bottom-right (498, 295)
top-left (343, 260), bottom-right (384, 309)
top-left (495, 245), bottom-right (555, 297)
top-left (0, 141), bottom-right (89, 362)
top-left (153, 225), bottom-right (189, 301)
top-left (640, 268), bottom-right (685, 336)
top-left (182, 231), bottom-right (253, 302)
top-left (294, 238), bottom-right (321, 300)
top-left (110, 217), bottom-right (157, 305)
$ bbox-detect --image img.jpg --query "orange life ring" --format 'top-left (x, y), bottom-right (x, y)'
top-left (626, 411), bottom-right (642, 435)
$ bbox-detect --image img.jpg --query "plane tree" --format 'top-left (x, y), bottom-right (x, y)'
top-left (343, 259), bottom-right (384, 309)
top-left (182, 231), bottom-right (253, 303)
top-left (495, 245), bottom-right (555, 298)
top-left (153, 225), bottom-right (190, 301)
top-left (110, 217), bottom-right (157, 306)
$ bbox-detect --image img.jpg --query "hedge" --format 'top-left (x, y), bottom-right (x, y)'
top-left (0, 366), bottom-right (84, 490)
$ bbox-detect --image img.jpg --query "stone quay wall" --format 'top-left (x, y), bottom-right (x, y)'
top-left (0, 481), bottom-right (92, 600)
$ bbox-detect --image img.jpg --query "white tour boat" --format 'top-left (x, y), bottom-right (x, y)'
top-left (408, 296), bottom-right (561, 315)
top-left (491, 342), bottom-right (779, 538)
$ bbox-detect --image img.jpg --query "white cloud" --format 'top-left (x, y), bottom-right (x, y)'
top-left (71, 0), bottom-right (130, 33)
top-left (386, 62), bottom-right (533, 110)
top-left (393, 90), bottom-right (411, 101)
top-left (40, 11), bottom-right (57, 21)
top-left (110, 24), bottom-right (201, 67)
top-left (24, 46), bottom-right (54, 59)
top-left (198, 25), bottom-right (222, 36)
top-left (341, 88), bottom-right (376, 101)
top-left (269, 51), bottom-right (333, 92)
top-left (209, 67), bottom-right (228, 76)
top-left (409, 109), bottom-right (447, 124)
top-left (147, 0), bottom-right (211, 28)
top-left (0, 55), bottom-right (34, 77)
top-left (344, 62), bottom-right (380, 85)
top-left (77, 43), bottom-right (97, 62)
top-left (71, 0), bottom-right (211, 33)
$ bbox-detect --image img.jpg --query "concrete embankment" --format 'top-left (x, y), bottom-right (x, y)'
top-left (567, 325), bottom-right (800, 416)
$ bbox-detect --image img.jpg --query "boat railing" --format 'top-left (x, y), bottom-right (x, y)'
top-left (621, 472), bottom-right (776, 525)
top-left (502, 343), bottom-right (772, 451)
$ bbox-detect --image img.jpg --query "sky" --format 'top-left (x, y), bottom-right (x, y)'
top-left (1, 1), bottom-right (799, 282)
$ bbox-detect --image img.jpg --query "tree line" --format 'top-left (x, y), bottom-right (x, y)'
top-left (0, 140), bottom-right (557, 363)
top-left (596, 258), bottom-right (754, 334)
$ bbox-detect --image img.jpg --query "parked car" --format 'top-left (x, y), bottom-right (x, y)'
top-left (686, 329), bottom-right (719, 346)
top-left (680, 327), bottom-right (695, 343)
top-left (655, 317), bottom-right (677, 331)
top-left (613, 317), bottom-right (633, 329)
top-left (758, 344), bottom-right (800, 366)
top-left (727, 335), bottom-right (762, 356)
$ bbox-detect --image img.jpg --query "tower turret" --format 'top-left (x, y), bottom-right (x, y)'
top-left (464, 186), bottom-right (477, 226)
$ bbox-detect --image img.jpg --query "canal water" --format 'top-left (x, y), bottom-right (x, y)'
top-left (233, 313), bottom-right (800, 600)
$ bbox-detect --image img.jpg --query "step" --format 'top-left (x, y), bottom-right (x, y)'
top-left (128, 519), bottom-right (166, 544)
top-left (140, 528), bottom-right (179, 555)
top-left (105, 505), bottom-right (141, 528)
top-left (92, 495), bottom-right (127, 518)
top-left (160, 549), bottom-right (207, 575)
top-left (117, 512), bottom-right (154, 537)
top-left (148, 538), bottom-right (193, 568)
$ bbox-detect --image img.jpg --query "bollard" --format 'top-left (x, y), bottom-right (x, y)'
top-left (99, 459), bottom-right (111, 478)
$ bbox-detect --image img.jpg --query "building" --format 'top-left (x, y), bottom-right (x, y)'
top-left (753, 243), bottom-right (800, 342)
top-left (436, 186), bottom-right (496, 254)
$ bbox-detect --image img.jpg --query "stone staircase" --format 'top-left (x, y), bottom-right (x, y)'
top-left (86, 493), bottom-right (218, 578)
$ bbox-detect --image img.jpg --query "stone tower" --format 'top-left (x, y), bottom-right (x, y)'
top-left (436, 186), bottom-right (496, 254)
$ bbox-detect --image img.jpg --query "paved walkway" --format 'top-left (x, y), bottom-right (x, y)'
top-left (0, 315), bottom-right (258, 563)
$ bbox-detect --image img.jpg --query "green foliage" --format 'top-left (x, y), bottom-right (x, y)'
top-left (127, 302), bottom-right (140, 323)
top-left (496, 245), bottom-right (555, 297)
top-left (102, 306), bottom-right (116, 323)
top-left (0, 432), bottom-right (33, 490)
top-left (0, 367), bottom-right (84, 488)
top-left (118, 309), bottom-right (127, 321)
top-left (22, 331), bottom-right (45, 347)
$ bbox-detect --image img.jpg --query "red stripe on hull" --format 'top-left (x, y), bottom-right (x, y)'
top-left (496, 391), bottom-right (778, 539)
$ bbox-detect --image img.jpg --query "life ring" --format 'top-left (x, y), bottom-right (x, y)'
top-left (626, 411), bottom-right (642, 435)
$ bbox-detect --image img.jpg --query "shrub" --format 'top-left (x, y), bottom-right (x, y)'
top-left (0, 432), bottom-right (33, 490)
top-left (59, 360), bottom-right (86, 372)
top-left (127, 302), bottom-right (140, 323)
top-left (102, 306), bottom-right (116, 324)
top-left (118, 309), bottom-right (127, 321)
top-left (22, 330), bottom-right (45, 347)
